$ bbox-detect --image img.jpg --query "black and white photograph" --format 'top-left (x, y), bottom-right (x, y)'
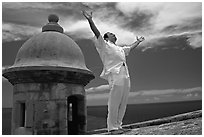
top-left (2, 2), bottom-right (202, 135)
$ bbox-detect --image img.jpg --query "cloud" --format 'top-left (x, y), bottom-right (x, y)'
top-left (63, 20), bottom-right (93, 39)
top-left (2, 2), bottom-right (54, 9)
top-left (186, 32), bottom-right (202, 49)
top-left (115, 2), bottom-right (201, 32)
top-left (2, 66), bottom-right (8, 71)
top-left (115, 2), bottom-right (202, 50)
top-left (86, 84), bottom-right (109, 94)
top-left (179, 87), bottom-right (202, 93)
top-left (89, 20), bottom-right (136, 45)
top-left (116, 2), bottom-right (162, 15)
top-left (2, 23), bottom-right (40, 42)
top-left (63, 17), bottom-right (136, 45)
top-left (70, 2), bottom-right (201, 50)
top-left (2, 2), bottom-right (202, 50)
top-left (140, 30), bottom-right (202, 51)
top-left (138, 87), bottom-right (202, 96)
top-left (152, 3), bottom-right (201, 32)
top-left (86, 86), bottom-right (202, 106)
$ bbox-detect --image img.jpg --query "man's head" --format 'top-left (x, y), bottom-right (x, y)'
top-left (103, 32), bottom-right (117, 44)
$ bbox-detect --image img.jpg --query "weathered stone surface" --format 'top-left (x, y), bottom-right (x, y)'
top-left (11, 82), bottom-right (87, 135)
top-left (124, 117), bottom-right (202, 135)
top-left (2, 14), bottom-right (95, 135)
top-left (3, 66), bottom-right (94, 86)
top-left (89, 110), bottom-right (202, 135)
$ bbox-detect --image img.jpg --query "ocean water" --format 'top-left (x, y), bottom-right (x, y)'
top-left (2, 100), bottom-right (202, 134)
top-left (87, 100), bottom-right (202, 131)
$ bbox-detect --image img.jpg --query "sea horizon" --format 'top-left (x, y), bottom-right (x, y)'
top-left (2, 100), bottom-right (202, 134)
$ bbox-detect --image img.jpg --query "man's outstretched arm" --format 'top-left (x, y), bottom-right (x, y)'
top-left (128, 36), bottom-right (145, 51)
top-left (82, 10), bottom-right (100, 38)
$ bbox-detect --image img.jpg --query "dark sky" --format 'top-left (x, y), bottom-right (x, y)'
top-left (2, 2), bottom-right (202, 107)
top-left (2, 38), bottom-right (202, 90)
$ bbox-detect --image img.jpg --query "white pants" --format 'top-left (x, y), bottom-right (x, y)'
top-left (107, 66), bottom-right (130, 131)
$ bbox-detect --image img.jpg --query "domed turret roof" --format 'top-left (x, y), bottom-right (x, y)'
top-left (13, 14), bottom-right (89, 71)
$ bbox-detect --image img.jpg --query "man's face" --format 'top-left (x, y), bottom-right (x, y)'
top-left (107, 32), bottom-right (117, 43)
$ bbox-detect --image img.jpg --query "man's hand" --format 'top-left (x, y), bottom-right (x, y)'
top-left (82, 10), bottom-right (100, 38)
top-left (128, 36), bottom-right (145, 51)
top-left (82, 10), bottom-right (92, 20)
top-left (136, 36), bottom-right (145, 42)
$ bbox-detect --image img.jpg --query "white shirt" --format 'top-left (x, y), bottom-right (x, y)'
top-left (93, 35), bottom-right (131, 80)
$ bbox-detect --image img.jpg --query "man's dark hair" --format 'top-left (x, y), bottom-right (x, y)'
top-left (103, 32), bottom-right (109, 40)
